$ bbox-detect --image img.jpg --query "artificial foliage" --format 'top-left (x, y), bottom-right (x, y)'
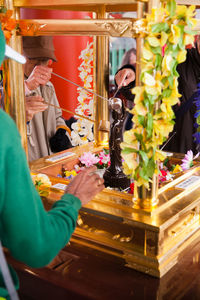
top-left (121, 0), bottom-right (197, 188)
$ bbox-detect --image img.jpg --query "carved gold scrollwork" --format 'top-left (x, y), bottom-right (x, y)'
top-left (77, 216), bottom-right (134, 243)
top-left (95, 21), bottom-right (131, 37)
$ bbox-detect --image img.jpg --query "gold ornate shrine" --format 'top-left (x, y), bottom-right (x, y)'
top-left (4, 0), bottom-right (200, 278)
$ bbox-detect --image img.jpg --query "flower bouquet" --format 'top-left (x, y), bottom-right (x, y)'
top-left (31, 173), bottom-right (52, 197)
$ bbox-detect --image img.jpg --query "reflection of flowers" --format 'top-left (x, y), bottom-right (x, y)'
top-left (95, 149), bottom-right (110, 169)
top-left (181, 150), bottom-right (199, 170)
top-left (71, 41), bottom-right (94, 146)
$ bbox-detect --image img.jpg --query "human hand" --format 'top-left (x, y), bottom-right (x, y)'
top-left (25, 65), bottom-right (52, 91)
top-left (26, 95), bottom-right (48, 122)
top-left (115, 68), bottom-right (135, 88)
top-left (65, 166), bottom-right (105, 206)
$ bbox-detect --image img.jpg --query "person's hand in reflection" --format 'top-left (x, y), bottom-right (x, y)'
top-left (115, 68), bottom-right (135, 88)
top-left (25, 64), bottom-right (52, 91)
top-left (65, 166), bottom-right (105, 206)
top-left (25, 95), bottom-right (48, 122)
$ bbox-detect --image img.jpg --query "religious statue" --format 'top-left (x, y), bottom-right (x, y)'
top-left (103, 98), bottom-right (130, 190)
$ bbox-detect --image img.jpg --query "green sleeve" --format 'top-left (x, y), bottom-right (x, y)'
top-left (0, 110), bottom-right (81, 268)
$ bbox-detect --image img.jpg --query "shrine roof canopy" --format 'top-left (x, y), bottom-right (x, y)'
top-left (3, 0), bottom-right (199, 12)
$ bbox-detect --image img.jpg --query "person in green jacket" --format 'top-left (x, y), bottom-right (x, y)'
top-left (0, 28), bottom-right (104, 299)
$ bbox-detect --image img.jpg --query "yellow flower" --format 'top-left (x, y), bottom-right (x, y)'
top-left (131, 86), bottom-right (144, 104)
top-left (169, 24), bottom-right (181, 44)
top-left (134, 102), bottom-right (148, 116)
top-left (153, 119), bottom-right (174, 139)
top-left (161, 31), bottom-right (168, 47)
top-left (162, 54), bottom-right (173, 74)
top-left (146, 36), bottom-right (160, 47)
top-left (177, 49), bottom-right (187, 63)
top-left (142, 72), bottom-right (156, 86)
top-left (155, 149), bottom-right (167, 161)
top-left (122, 153), bottom-right (138, 175)
top-left (143, 45), bottom-right (154, 60)
top-left (172, 164), bottom-right (183, 173)
top-left (123, 130), bottom-right (137, 145)
top-left (183, 34), bottom-right (195, 46)
top-left (176, 4), bottom-right (195, 19)
top-left (32, 173), bottom-right (51, 187)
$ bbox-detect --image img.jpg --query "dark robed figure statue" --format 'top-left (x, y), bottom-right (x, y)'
top-left (103, 98), bottom-right (130, 190)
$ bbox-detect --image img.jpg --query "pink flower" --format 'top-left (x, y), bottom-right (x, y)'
top-left (181, 150), bottom-right (199, 170)
top-left (79, 151), bottom-right (99, 167)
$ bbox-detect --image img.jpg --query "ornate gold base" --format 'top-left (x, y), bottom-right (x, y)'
top-left (31, 145), bottom-right (200, 278)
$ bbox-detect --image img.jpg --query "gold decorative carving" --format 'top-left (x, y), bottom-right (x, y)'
top-left (77, 216), bottom-right (134, 243)
top-left (95, 20), bottom-right (131, 36)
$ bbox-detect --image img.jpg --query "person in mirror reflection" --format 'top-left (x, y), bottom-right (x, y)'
top-left (115, 38), bottom-right (200, 154)
top-left (115, 48), bottom-right (136, 131)
top-left (0, 27), bottom-right (105, 299)
top-left (23, 36), bottom-right (72, 162)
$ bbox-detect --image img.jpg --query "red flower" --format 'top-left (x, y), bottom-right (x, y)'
top-left (160, 169), bottom-right (167, 176)
top-left (129, 182), bottom-right (134, 194)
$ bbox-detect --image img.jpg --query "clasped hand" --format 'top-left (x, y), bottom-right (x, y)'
top-left (65, 166), bottom-right (105, 206)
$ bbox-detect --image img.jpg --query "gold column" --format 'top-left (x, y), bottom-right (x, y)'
top-left (93, 6), bottom-right (109, 147)
top-left (3, 0), bottom-right (27, 154)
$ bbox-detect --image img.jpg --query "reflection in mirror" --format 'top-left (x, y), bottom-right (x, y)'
top-left (23, 35), bottom-right (94, 161)
top-left (109, 36), bottom-right (136, 133)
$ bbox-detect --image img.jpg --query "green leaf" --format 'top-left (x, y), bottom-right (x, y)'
top-left (121, 148), bottom-right (138, 154)
top-left (151, 23), bottom-right (169, 33)
top-left (146, 113), bottom-right (153, 139)
top-left (161, 77), bottom-right (168, 85)
top-left (169, 58), bottom-right (176, 74)
top-left (150, 46), bottom-right (161, 55)
top-left (134, 133), bottom-right (143, 142)
top-left (166, 0), bottom-right (176, 17)
top-left (168, 75), bottom-right (174, 88)
top-left (138, 115), bottom-right (145, 127)
top-left (139, 167), bottom-right (149, 181)
top-left (139, 150), bottom-right (149, 166)
top-left (155, 54), bottom-right (162, 70)
top-left (146, 158), bottom-right (156, 178)
top-left (162, 88), bottom-right (172, 98)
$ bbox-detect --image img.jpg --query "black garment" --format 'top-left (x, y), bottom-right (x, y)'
top-left (49, 128), bottom-right (72, 153)
top-left (164, 46), bottom-right (200, 154)
top-left (115, 64), bottom-right (136, 131)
